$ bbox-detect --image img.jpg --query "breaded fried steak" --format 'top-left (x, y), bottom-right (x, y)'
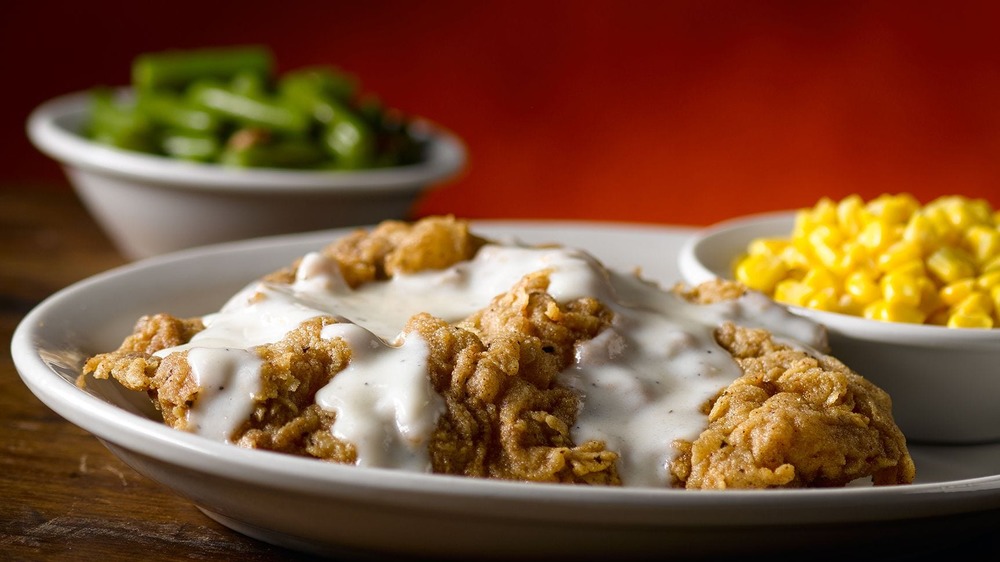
top-left (81, 215), bottom-right (914, 488)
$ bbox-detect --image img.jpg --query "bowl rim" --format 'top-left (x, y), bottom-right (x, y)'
top-left (678, 210), bottom-right (1000, 347)
top-left (26, 88), bottom-right (467, 195)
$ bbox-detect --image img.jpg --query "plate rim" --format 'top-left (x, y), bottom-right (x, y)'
top-left (12, 220), bottom-right (1000, 531)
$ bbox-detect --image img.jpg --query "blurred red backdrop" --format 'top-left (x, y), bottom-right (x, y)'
top-left (3, 0), bottom-right (999, 227)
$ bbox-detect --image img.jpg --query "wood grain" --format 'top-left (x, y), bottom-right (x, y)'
top-left (0, 187), bottom-right (324, 561)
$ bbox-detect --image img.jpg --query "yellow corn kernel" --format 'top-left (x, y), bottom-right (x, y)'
top-left (810, 197), bottom-right (838, 225)
top-left (836, 194), bottom-right (866, 236)
top-left (965, 225), bottom-right (1000, 265)
top-left (942, 198), bottom-right (982, 233)
top-left (952, 291), bottom-right (993, 318)
top-left (923, 204), bottom-right (960, 246)
top-left (902, 212), bottom-right (942, 254)
top-left (880, 271), bottom-right (922, 307)
top-left (811, 241), bottom-right (841, 271)
top-left (876, 241), bottom-right (922, 272)
top-left (807, 223), bottom-right (842, 247)
top-left (918, 276), bottom-right (944, 314)
top-left (982, 254), bottom-right (1000, 273)
top-left (774, 279), bottom-right (811, 307)
top-left (867, 193), bottom-right (919, 225)
top-left (887, 259), bottom-right (925, 278)
top-left (948, 312), bottom-right (994, 329)
top-left (831, 241), bottom-right (869, 275)
top-left (940, 279), bottom-right (978, 306)
top-left (801, 268), bottom-right (838, 291)
top-left (844, 270), bottom-right (881, 305)
top-left (977, 270), bottom-right (1000, 290)
top-left (779, 244), bottom-right (811, 271)
top-left (926, 246), bottom-right (976, 284)
top-left (734, 253), bottom-right (787, 294)
top-left (992, 285), bottom-right (1000, 321)
top-left (805, 287), bottom-right (840, 312)
top-left (863, 300), bottom-right (926, 324)
top-left (857, 219), bottom-right (894, 253)
top-left (966, 197), bottom-right (996, 224)
top-left (747, 237), bottom-right (789, 257)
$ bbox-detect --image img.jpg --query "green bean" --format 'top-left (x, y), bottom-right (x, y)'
top-left (279, 76), bottom-right (337, 124)
top-left (229, 69), bottom-right (268, 99)
top-left (280, 67), bottom-right (357, 102)
top-left (160, 131), bottom-right (221, 162)
top-left (323, 113), bottom-right (376, 169)
top-left (88, 89), bottom-right (157, 153)
top-left (132, 45), bottom-right (273, 92)
top-left (278, 72), bottom-right (376, 167)
top-left (278, 69), bottom-right (359, 124)
top-left (187, 81), bottom-right (310, 134)
top-left (221, 135), bottom-right (327, 168)
top-left (88, 46), bottom-right (427, 169)
top-left (136, 92), bottom-right (220, 133)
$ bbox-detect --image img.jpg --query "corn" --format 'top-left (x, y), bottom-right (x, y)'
top-left (863, 300), bottom-right (926, 324)
top-left (803, 287), bottom-right (838, 311)
top-left (952, 291), bottom-right (994, 318)
top-left (857, 219), bottom-right (893, 252)
top-left (940, 279), bottom-right (978, 306)
top-left (735, 253), bottom-right (787, 293)
top-left (965, 225), bottom-right (1000, 264)
top-left (774, 279), bottom-right (811, 307)
top-left (948, 312), bottom-right (994, 329)
top-left (917, 276), bottom-right (943, 315)
top-left (880, 271), bottom-right (922, 307)
top-left (876, 241), bottom-right (922, 273)
top-left (979, 270), bottom-right (1000, 290)
top-left (836, 194), bottom-right (866, 237)
top-left (983, 255), bottom-right (1000, 274)
top-left (927, 246), bottom-right (977, 284)
top-left (732, 193), bottom-right (1000, 328)
top-left (992, 285), bottom-right (1000, 323)
top-left (844, 270), bottom-right (880, 304)
top-left (747, 238), bottom-right (789, 257)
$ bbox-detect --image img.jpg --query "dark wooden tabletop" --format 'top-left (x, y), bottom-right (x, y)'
top-left (3, 187), bottom-right (1000, 562)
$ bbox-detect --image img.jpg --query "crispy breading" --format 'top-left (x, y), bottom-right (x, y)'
top-left (668, 280), bottom-right (914, 488)
top-left (81, 218), bottom-right (915, 489)
top-left (412, 270), bottom-right (619, 484)
top-left (79, 313), bottom-right (204, 406)
top-left (667, 320), bottom-right (915, 489)
top-left (264, 214), bottom-right (488, 287)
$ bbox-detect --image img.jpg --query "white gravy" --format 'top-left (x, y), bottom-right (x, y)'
top-left (153, 242), bottom-right (825, 486)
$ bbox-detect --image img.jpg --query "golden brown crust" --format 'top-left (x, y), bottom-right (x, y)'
top-left (413, 270), bottom-right (618, 484)
top-left (668, 322), bottom-right (915, 489)
top-left (263, 215), bottom-right (488, 287)
top-left (81, 217), bottom-right (914, 489)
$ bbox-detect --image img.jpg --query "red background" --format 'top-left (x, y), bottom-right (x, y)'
top-left (4, 0), bottom-right (999, 227)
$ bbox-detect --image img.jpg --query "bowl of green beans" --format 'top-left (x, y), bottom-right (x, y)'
top-left (27, 46), bottom-right (466, 259)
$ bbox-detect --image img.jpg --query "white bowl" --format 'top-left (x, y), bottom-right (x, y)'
top-left (678, 211), bottom-right (1000, 444)
top-left (26, 90), bottom-right (467, 260)
top-left (12, 222), bottom-right (1000, 558)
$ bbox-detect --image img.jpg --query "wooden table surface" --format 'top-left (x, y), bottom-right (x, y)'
top-left (3, 187), bottom-right (1000, 561)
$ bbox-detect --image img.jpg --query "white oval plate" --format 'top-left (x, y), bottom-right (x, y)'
top-left (12, 221), bottom-right (1000, 560)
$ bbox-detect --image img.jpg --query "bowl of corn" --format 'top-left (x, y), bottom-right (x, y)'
top-left (678, 194), bottom-right (1000, 444)
top-left (27, 46), bottom-right (467, 260)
